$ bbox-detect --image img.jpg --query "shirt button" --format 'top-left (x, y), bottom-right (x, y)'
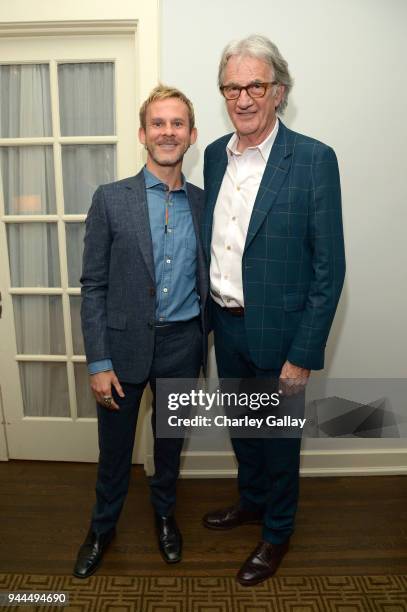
top-left (224, 275), bottom-right (228, 280)
top-left (166, 259), bottom-right (171, 264)
top-left (236, 186), bottom-right (240, 191)
top-left (163, 288), bottom-right (168, 293)
top-left (226, 245), bottom-right (231, 250)
top-left (232, 216), bottom-right (236, 221)
top-left (167, 228), bottom-right (172, 233)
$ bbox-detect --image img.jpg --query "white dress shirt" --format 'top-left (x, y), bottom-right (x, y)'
top-left (210, 119), bottom-right (279, 308)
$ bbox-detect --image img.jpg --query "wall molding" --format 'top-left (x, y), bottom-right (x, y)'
top-left (145, 448), bottom-right (407, 478)
top-left (0, 20), bottom-right (138, 37)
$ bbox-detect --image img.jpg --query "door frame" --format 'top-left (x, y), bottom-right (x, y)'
top-left (0, 385), bottom-right (9, 460)
top-left (0, 15), bottom-right (159, 464)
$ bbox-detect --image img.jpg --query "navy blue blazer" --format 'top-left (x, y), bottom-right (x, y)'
top-left (81, 169), bottom-right (208, 383)
top-left (202, 121), bottom-right (345, 371)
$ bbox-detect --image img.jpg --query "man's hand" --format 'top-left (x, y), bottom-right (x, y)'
top-left (279, 360), bottom-right (310, 396)
top-left (89, 370), bottom-right (125, 410)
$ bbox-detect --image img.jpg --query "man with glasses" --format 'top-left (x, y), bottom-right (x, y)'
top-left (201, 35), bottom-right (345, 586)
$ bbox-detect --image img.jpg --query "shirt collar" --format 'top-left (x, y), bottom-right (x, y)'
top-left (143, 165), bottom-right (187, 192)
top-left (226, 117), bottom-right (279, 163)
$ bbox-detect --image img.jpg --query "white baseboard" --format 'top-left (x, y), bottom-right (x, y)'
top-left (145, 449), bottom-right (407, 477)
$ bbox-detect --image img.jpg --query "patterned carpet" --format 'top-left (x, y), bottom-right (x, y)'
top-left (0, 574), bottom-right (406, 611)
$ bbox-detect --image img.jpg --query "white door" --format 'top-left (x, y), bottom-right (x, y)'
top-left (0, 32), bottom-right (153, 460)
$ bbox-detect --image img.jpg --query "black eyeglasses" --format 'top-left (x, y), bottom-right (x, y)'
top-left (220, 81), bottom-right (277, 100)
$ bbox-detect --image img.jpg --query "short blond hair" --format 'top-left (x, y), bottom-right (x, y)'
top-left (139, 84), bottom-right (195, 131)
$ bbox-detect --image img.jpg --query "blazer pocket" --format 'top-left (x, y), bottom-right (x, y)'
top-left (283, 293), bottom-right (307, 312)
top-left (107, 311), bottom-right (127, 330)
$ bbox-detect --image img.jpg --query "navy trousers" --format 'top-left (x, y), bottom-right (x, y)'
top-left (91, 318), bottom-right (202, 535)
top-left (212, 301), bottom-right (302, 545)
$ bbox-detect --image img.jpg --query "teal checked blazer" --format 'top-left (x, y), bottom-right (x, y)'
top-left (202, 121), bottom-right (346, 371)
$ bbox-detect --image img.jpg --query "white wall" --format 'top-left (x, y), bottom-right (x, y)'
top-left (161, 0), bottom-right (407, 467)
top-left (161, 0), bottom-right (407, 380)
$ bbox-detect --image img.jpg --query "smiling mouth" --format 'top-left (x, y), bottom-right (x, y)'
top-left (159, 144), bottom-right (178, 150)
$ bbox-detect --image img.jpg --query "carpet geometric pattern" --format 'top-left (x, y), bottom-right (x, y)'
top-left (0, 574), bottom-right (406, 611)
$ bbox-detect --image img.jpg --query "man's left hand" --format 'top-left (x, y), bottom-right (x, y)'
top-left (279, 361), bottom-right (310, 396)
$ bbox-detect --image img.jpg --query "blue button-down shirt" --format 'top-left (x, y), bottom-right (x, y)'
top-left (88, 167), bottom-right (200, 375)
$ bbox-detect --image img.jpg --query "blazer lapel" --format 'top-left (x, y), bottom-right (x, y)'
top-left (124, 170), bottom-right (155, 282)
top-left (186, 184), bottom-right (208, 306)
top-left (244, 121), bottom-right (294, 253)
top-left (203, 142), bottom-right (228, 260)
top-left (187, 185), bottom-right (205, 261)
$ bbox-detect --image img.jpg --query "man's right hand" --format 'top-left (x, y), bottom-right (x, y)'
top-left (89, 370), bottom-right (125, 410)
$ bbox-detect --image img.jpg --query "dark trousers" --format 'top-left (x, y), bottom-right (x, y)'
top-left (213, 301), bottom-right (302, 545)
top-left (91, 318), bottom-right (202, 535)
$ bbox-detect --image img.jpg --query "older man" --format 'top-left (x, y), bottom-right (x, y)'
top-left (73, 85), bottom-right (207, 578)
top-left (202, 35), bottom-right (345, 585)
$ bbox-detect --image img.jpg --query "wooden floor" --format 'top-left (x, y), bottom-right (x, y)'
top-left (0, 461), bottom-right (406, 576)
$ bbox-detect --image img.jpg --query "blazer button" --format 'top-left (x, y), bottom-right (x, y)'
top-left (149, 287), bottom-right (156, 297)
top-left (147, 321), bottom-right (154, 330)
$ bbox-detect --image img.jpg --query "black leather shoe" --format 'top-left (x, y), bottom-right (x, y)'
top-left (72, 527), bottom-right (115, 579)
top-left (202, 503), bottom-right (263, 530)
top-left (236, 539), bottom-right (290, 586)
top-left (155, 515), bottom-right (182, 564)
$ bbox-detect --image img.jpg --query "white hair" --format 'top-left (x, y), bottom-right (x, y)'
top-left (218, 34), bottom-right (293, 114)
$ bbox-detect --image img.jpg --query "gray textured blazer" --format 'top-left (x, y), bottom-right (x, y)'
top-left (80, 169), bottom-right (208, 383)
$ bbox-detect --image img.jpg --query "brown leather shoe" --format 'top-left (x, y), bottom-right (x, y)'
top-left (236, 540), bottom-right (290, 586)
top-left (202, 503), bottom-right (263, 530)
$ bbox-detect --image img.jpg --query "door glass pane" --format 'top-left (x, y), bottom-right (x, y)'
top-left (74, 363), bottom-right (96, 418)
top-left (65, 223), bottom-right (85, 287)
top-left (0, 64), bottom-right (52, 137)
top-left (58, 62), bottom-right (115, 136)
top-left (70, 296), bottom-right (84, 354)
top-left (7, 223), bottom-right (60, 287)
top-left (62, 145), bottom-right (116, 214)
top-left (13, 295), bottom-right (65, 354)
top-left (0, 146), bottom-right (56, 215)
top-left (19, 362), bottom-right (69, 417)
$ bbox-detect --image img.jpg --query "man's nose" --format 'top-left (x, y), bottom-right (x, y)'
top-left (236, 88), bottom-right (254, 108)
top-left (162, 122), bottom-right (175, 135)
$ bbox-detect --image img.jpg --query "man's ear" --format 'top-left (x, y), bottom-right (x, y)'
top-left (190, 127), bottom-right (198, 145)
top-left (275, 84), bottom-right (285, 109)
top-left (139, 126), bottom-right (146, 145)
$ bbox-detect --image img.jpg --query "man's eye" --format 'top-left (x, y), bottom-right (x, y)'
top-left (174, 121), bottom-right (182, 127)
top-left (152, 121), bottom-right (162, 127)
top-left (252, 83), bottom-right (263, 89)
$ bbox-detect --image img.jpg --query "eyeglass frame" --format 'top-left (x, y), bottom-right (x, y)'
top-left (220, 80), bottom-right (278, 100)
